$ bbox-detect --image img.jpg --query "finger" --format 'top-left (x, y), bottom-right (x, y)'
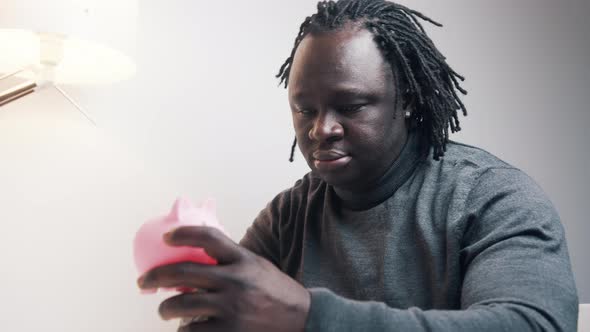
top-left (164, 226), bottom-right (243, 264)
top-left (159, 291), bottom-right (222, 321)
top-left (178, 319), bottom-right (227, 332)
top-left (138, 262), bottom-right (225, 291)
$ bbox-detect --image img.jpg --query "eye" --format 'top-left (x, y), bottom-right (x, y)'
top-left (339, 104), bottom-right (365, 114)
top-left (295, 108), bottom-right (315, 116)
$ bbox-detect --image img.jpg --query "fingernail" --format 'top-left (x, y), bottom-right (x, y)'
top-left (163, 231), bottom-right (173, 243)
top-left (137, 275), bottom-right (146, 287)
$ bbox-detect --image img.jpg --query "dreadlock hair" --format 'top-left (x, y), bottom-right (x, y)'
top-left (278, 0), bottom-right (467, 161)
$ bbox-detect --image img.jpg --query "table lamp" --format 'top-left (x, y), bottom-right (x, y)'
top-left (0, 0), bottom-right (138, 123)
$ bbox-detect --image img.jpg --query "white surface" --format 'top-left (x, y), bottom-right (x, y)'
top-left (0, 1), bottom-right (588, 331)
top-left (580, 304), bottom-right (590, 332)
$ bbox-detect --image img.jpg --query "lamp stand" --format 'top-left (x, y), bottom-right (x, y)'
top-left (0, 67), bottom-right (96, 126)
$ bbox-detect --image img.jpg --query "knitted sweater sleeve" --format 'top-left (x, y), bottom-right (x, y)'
top-left (238, 190), bottom-right (287, 268)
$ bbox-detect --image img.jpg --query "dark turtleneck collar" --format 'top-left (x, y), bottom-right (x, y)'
top-left (330, 130), bottom-right (428, 211)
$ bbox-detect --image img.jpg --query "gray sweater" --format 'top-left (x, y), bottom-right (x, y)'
top-left (240, 133), bottom-right (579, 331)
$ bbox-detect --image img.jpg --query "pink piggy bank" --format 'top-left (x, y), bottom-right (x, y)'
top-left (133, 197), bottom-right (226, 293)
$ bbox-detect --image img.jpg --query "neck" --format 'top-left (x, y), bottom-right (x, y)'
top-left (332, 130), bottom-right (426, 210)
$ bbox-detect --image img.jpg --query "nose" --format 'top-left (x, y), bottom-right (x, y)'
top-left (308, 111), bottom-right (344, 143)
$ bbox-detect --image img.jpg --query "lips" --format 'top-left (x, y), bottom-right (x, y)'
top-left (312, 150), bottom-right (352, 172)
top-left (312, 150), bottom-right (348, 161)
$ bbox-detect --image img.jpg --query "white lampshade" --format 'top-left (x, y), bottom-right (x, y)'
top-left (0, 0), bottom-right (138, 85)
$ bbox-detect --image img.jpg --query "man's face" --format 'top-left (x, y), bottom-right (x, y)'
top-left (288, 27), bottom-right (409, 191)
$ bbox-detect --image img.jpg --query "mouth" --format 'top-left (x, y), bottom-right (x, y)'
top-left (312, 150), bottom-right (352, 171)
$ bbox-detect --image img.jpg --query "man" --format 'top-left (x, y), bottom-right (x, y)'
top-left (138, 0), bottom-right (579, 330)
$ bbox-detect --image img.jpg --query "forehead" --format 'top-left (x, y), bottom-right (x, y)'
top-left (288, 26), bottom-right (394, 100)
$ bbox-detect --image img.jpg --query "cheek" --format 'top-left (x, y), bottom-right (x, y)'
top-left (352, 120), bottom-right (389, 145)
top-left (293, 120), bottom-right (312, 149)
top-left (293, 122), bottom-right (307, 140)
top-left (351, 117), bottom-right (403, 154)
top-left (293, 123), bottom-right (316, 168)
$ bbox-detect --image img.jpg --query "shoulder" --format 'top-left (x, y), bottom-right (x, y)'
top-left (436, 143), bottom-right (563, 242)
top-left (267, 172), bottom-right (328, 214)
top-left (412, 140), bottom-right (554, 219)
top-left (416, 140), bottom-right (524, 190)
top-left (240, 173), bottom-right (326, 263)
top-left (431, 140), bottom-right (515, 171)
top-left (442, 141), bottom-right (544, 194)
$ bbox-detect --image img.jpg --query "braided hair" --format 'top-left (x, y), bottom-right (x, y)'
top-left (278, 0), bottom-right (467, 161)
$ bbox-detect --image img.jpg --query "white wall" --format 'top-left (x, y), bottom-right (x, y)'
top-left (0, 1), bottom-right (588, 331)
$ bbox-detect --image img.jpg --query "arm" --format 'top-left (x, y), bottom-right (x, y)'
top-left (139, 170), bottom-right (577, 331)
top-left (138, 186), bottom-right (312, 332)
top-left (304, 168), bottom-right (578, 331)
top-left (239, 191), bottom-right (285, 267)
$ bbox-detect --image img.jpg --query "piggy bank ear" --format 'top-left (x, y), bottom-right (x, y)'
top-left (169, 197), bottom-right (193, 221)
top-left (200, 198), bottom-right (217, 215)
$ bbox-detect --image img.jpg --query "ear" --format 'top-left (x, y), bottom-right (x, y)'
top-left (200, 198), bottom-right (217, 215)
top-left (401, 93), bottom-right (416, 114)
top-left (169, 197), bottom-right (193, 221)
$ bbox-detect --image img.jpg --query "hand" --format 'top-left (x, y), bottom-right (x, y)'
top-left (137, 226), bottom-right (311, 332)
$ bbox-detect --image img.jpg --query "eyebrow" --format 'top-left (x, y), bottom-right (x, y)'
top-left (291, 86), bottom-right (375, 102)
top-left (331, 87), bottom-right (375, 99)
